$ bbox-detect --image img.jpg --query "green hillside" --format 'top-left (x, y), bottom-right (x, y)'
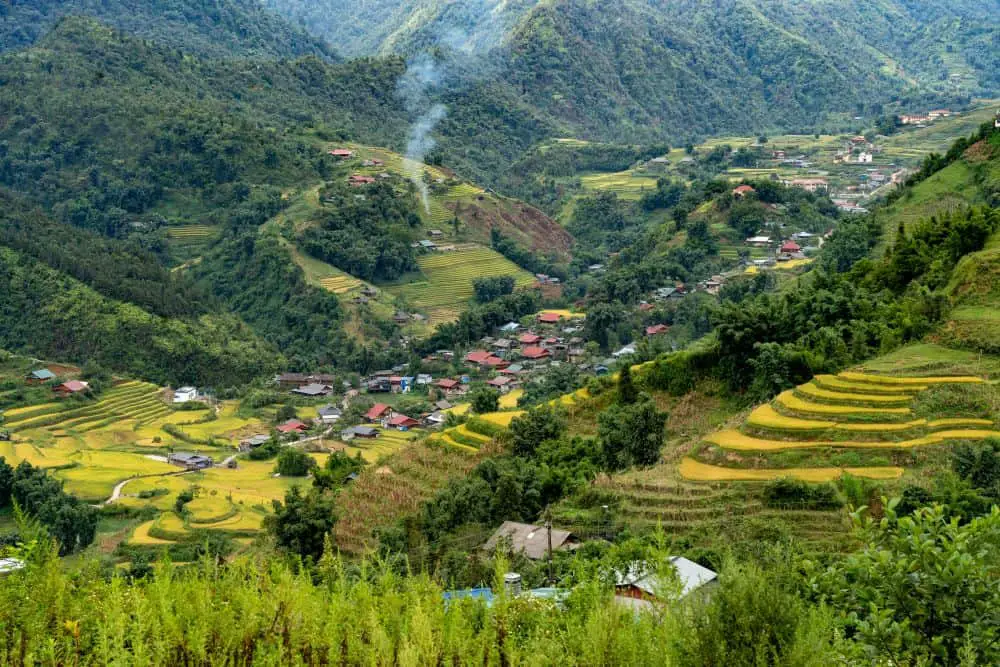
top-left (267, 0), bottom-right (998, 142)
top-left (0, 0), bottom-right (335, 59)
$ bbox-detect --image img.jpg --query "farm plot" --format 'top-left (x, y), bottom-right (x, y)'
top-left (679, 458), bottom-right (904, 482)
top-left (387, 245), bottom-right (535, 323)
top-left (580, 171), bottom-right (659, 201)
top-left (332, 443), bottom-right (479, 555)
top-left (684, 371), bottom-right (997, 484)
top-left (4, 382), bottom-right (170, 435)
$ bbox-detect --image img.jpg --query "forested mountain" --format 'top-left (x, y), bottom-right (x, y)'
top-left (0, 0), bottom-right (335, 60)
top-left (267, 0), bottom-right (999, 141)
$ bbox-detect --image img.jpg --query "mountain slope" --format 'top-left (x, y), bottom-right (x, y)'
top-left (0, 0), bottom-right (335, 60)
top-left (267, 0), bottom-right (999, 142)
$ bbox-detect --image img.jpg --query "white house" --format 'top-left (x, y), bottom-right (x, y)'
top-left (857, 152), bottom-right (873, 164)
top-left (173, 386), bottom-right (198, 404)
top-left (613, 344), bottom-right (637, 359)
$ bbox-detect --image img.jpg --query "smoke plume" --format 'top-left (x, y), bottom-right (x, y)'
top-left (398, 54), bottom-right (447, 213)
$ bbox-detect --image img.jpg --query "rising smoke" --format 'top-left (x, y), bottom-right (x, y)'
top-left (395, 1), bottom-right (513, 212)
top-left (398, 54), bottom-right (447, 213)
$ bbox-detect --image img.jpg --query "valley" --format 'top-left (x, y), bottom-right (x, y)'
top-left (0, 3), bottom-right (999, 662)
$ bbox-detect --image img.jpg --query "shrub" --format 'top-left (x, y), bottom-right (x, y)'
top-left (763, 478), bottom-right (842, 510)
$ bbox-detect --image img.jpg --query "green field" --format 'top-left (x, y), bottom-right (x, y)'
top-left (386, 245), bottom-right (535, 323)
top-left (580, 171), bottom-right (660, 200)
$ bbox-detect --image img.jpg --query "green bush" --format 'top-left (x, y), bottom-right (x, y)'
top-left (763, 478), bottom-right (842, 510)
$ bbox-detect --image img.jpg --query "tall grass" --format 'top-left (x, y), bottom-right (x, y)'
top-left (0, 535), bottom-right (842, 665)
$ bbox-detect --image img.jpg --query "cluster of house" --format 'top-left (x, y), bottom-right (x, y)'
top-left (25, 368), bottom-right (90, 397)
top-left (447, 520), bottom-right (719, 611)
top-left (409, 232), bottom-right (455, 253)
top-left (899, 109), bottom-right (952, 126)
top-left (744, 230), bottom-right (822, 263)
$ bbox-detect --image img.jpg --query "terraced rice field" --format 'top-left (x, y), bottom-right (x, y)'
top-left (580, 171), bottom-right (659, 201)
top-left (498, 389), bottom-right (523, 409)
top-left (387, 245), bottom-right (535, 322)
top-left (320, 275), bottom-right (362, 293)
top-left (166, 225), bottom-right (217, 245)
top-left (2, 382), bottom-right (170, 435)
top-left (679, 458), bottom-right (904, 482)
top-left (683, 371), bottom-right (994, 483)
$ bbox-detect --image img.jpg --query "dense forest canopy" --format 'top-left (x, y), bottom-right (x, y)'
top-left (0, 0), bottom-right (336, 60)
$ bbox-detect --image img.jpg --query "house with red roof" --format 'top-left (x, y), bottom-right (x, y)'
top-left (329, 149), bottom-right (354, 159)
top-left (435, 378), bottom-right (466, 396)
top-left (483, 356), bottom-right (510, 370)
top-left (780, 240), bottom-right (801, 253)
top-left (537, 312), bottom-right (561, 324)
top-left (645, 324), bottom-right (670, 336)
top-left (465, 350), bottom-right (493, 365)
top-left (53, 380), bottom-right (89, 396)
top-left (521, 347), bottom-right (552, 362)
top-left (518, 333), bottom-right (542, 345)
top-left (486, 376), bottom-right (518, 393)
top-left (277, 419), bottom-right (308, 434)
top-left (348, 174), bottom-right (376, 187)
top-left (732, 185), bottom-right (755, 197)
top-left (387, 414), bottom-right (420, 430)
top-left (366, 403), bottom-right (392, 422)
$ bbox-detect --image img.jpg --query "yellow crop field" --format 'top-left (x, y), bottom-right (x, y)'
top-left (771, 259), bottom-right (813, 271)
top-left (813, 374), bottom-right (925, 394)
top-left (796, 383), bottom-right (913, 405)
top-left (499, 389), bottom-right (523, 409)
top-left (194, 461), bottom-right (309, 506)
top-left (580, 171), bottom-right (659, 201)
top-left (838, 371), bottom-right (984, 385)
top-left (388, 245), bottom-right (535, 322)
top-left (679, 457), bottom-right (904, 482)
top-left (2, 402), bottom-right (62, 418)
top-left (186, 495), bottom-right (236, 523)
top-left (454, 425), bottom-right (490, 443)
top-left (0, 442), bottom-right (76, 468)
top-left (776, 391), bottom-right (912, 416)
top-left (707, 428), bottom-right (1000, 452)
top-left (479, 411), bottom-right (525, 427)
top-left (319, 275), bottom-right (362, 294)
top-left (432, 433), bottom-right (478, 453)
top-left (537, 309), bottom-right (586, 319)
top-left (835, 420), bottom-right (928, 432)
top-left (927, 418), bottom-right (994, 428)
top-left (130, 520), bottom-right (175, 546)
top-left (445, 403), bottom-right (471, 416)
top-left (747, 404), bottom-right (835, 431)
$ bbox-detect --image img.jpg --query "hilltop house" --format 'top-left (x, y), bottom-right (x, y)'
top-left (780, 240), bottom-right (801, 254)
top-left (645, 324), bottom-right (670, 337)
top-left (745, 235), bottom-right (772, 247)
top-left (732, 184), bottom-right (755, 197)
top-left (387, 414), bottom-right (420, 430)
top-left (26, 369), bottom-right (56, 384)
top-left (316, 405), bottom-right (342, 424)
top-left (348, 175), bottom-right (376, 187)
top-left (537, 312), bottom-right (562, 325)
top-left (483, 521), bottom-right (580, 560)
top-left (277, 419), bottom-right (308, 434)
top-left (168, 452), bottom-right (213, 470)
top-left (53, 380), bottom-right (88, 396)
top-left (614, 558), bottom-right (718, 605)
top-left (366, 404), bottom-right (392, 422)
top-left (292, 383), bottom-right (331, 397)
top-left (789, 178), bottom-right (828, 193)
top-left (341, 425), bottom-right (378, 440)
top-left (328, 149), bottom-right (354, 159)
top-left (173, 386), bottom-right (199, 403)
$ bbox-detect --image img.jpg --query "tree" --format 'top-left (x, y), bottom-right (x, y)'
top-left (313, 451), bottom-right (365, 491)
top-left (617, 363), bottom-right (639, 405)
top-left (473, 275), bottom-right (516, 304)
top-left (470, 387), bottom-right (500, 414)
top-left (275, 403), bottom-right (298, 423)
top-left (275, 447), bottom-right (317, 477)
top-left (266, 486), bottom-right (337, 560)
top-left (509, 407), bottom-right (565, 458)
top-left (815, 503), bottom-right (1000, 665)
top-left (599, 398), bottom-right (667, 469)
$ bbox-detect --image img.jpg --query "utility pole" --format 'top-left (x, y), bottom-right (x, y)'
top-left (544, 507), bottom-right (554, 586)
